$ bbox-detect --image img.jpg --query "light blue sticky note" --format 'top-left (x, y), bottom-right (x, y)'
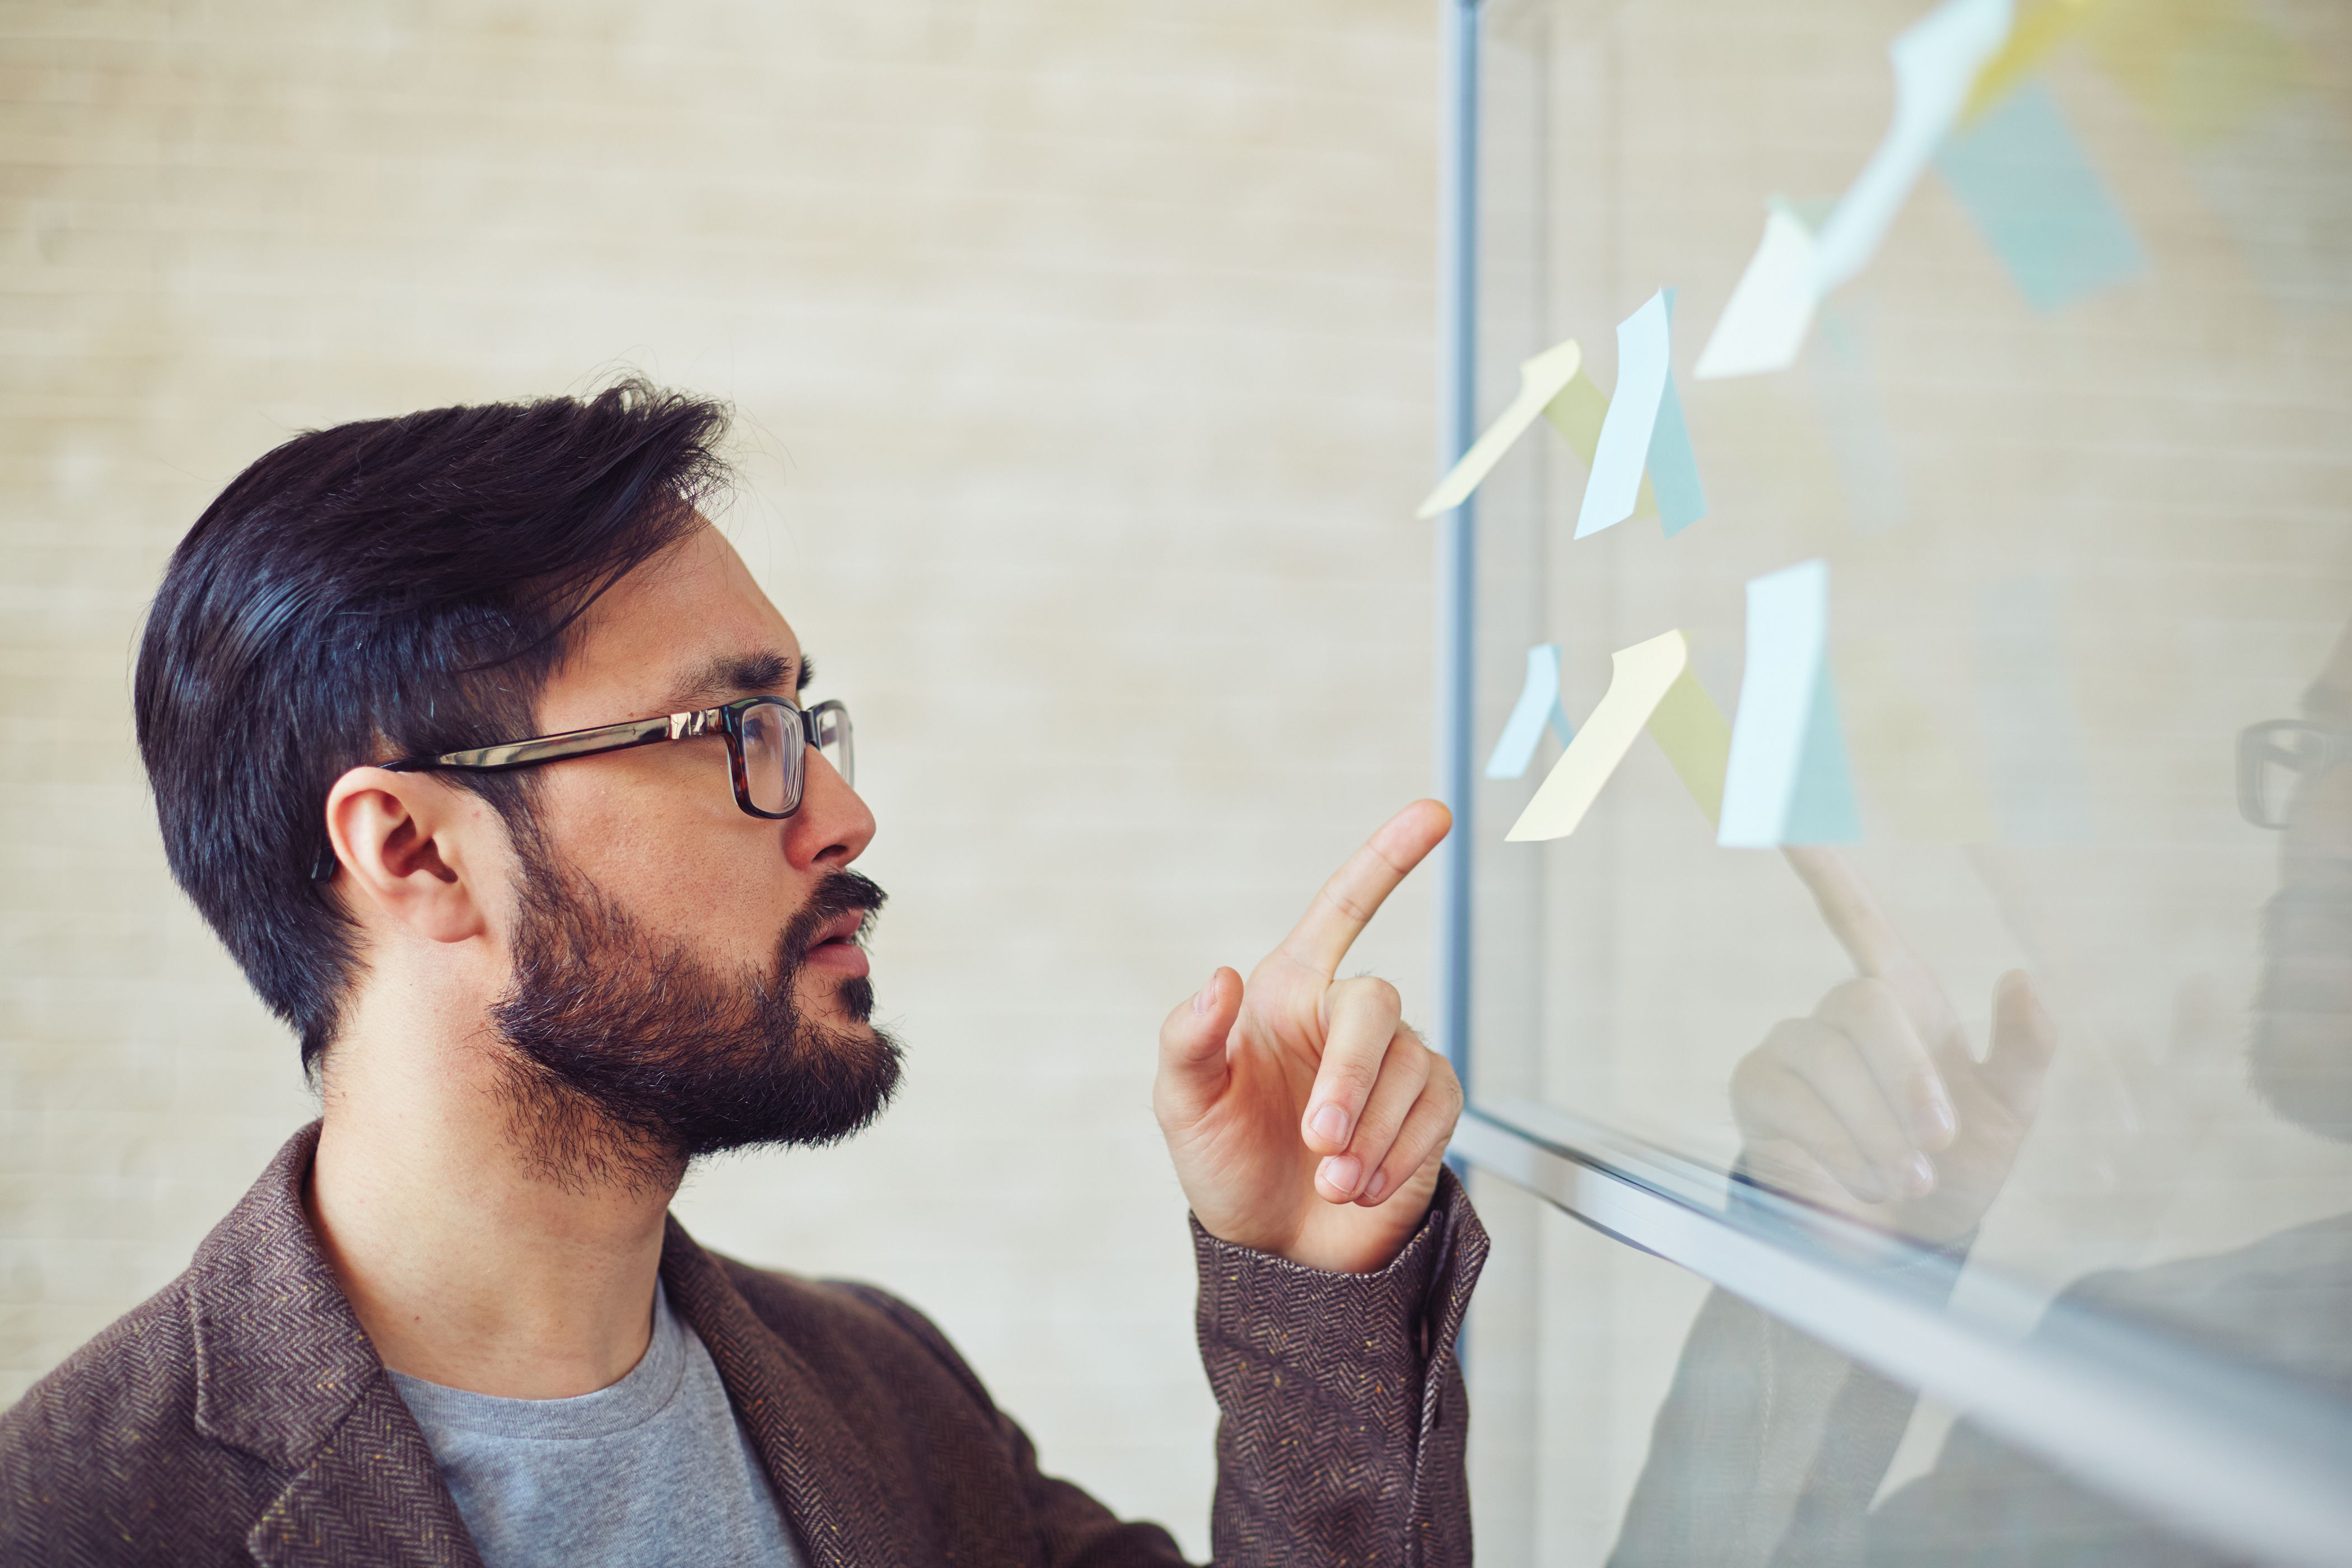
top-left (1720, 559), bottom-right (1863, 847)
top-left (1814, 0), bottom-right (2015, 294)
top-left (1576, 289), bottom-right (1705, 539)
top-left (1485, 643), bottom-right (1576, 780)
top-left (1936, 82), bottom-right (2146, 311)
top-left (1577, 291), bottom-right (1672, 539)
top-left (1974, 577), bottom-right (2094, 843)
top-left (1646, 293), bottom-right (1709, 536)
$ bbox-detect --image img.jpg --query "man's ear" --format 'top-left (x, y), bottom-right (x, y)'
top-left (322, 767), bottom-right (502, 944)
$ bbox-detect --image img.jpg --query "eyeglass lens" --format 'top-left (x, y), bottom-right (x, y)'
top-left (737, 700), bottom-right (854, 817)
top-left (2244, 723), bottom-right (2335, 829)
top-left (737, 702), bottom-right (803, 816)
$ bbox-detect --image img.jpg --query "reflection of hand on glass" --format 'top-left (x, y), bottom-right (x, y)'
top-left (1729, 848), bottom-right (2058, 1243)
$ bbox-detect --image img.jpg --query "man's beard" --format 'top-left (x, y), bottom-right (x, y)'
top-left (487, 844), bottom-right (903, 1193)
top-left (2251, 881), bottom-right (2352, 1143)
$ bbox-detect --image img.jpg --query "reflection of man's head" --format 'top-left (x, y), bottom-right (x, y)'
top-left (2250, 622), bottom-right (2352, 1141)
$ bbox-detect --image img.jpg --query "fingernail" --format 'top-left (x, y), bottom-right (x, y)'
top-left (1907, 1153), bottom-right (1936, 1196)
top-left (1323, 1154), bottom-right (1362, 1195)
top-left (1364, 1169), bottom-right (1388, 1202)
top-left (1193, 973), bottom-right (1217, 1015)
top-left (1925, 1093), bottom-right (1956, 1141)
top-left (1310, 1103), bottom-right (1349, 1145)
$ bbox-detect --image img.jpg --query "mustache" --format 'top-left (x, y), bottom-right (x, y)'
top-left (781, 869), bottom-right (888, 961)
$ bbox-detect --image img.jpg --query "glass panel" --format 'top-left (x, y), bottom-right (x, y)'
top-left (738, 700), bottom-right (797, 815)
top-left (1460, 0), bottom-right (2352, 1551)
top-left (1466, 1181), bottom-right (2234, 1566)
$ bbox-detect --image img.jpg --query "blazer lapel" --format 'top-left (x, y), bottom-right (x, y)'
top-left (245, 1381), bottom-right (484, 1568)
top-left (661, 1219), bottom-right (923, 1568)
top-left (189, 1122), bottom-right (482, 1568)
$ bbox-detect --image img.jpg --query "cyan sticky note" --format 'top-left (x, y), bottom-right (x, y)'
top-left (1485, 644), bottom-right (1576, 781)
top-left (1974, 577), bottom-right (2095, 843)
top-left (1720, 559), bottom-right (1863, 847)
top-left (1815, 0), bottom-right (2016, 293)
top-left (1577, 288), bottom-right (1707, 539)
top-left (1936, 82), bottom-right (2146, 311)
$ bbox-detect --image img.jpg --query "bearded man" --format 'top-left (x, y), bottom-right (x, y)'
top-left (0, 383), bottom-right (1484, 1568)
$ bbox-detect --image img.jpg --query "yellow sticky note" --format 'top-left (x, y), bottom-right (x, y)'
top-left (1505, 631), bottom-right (1731, 842)
top-left (1963, 0), bottom-right (2107, 123)
top-left (1416, 338), bottom-right (1585, 520)
top-left (2085, 0), bottom-right (2294, 145)
top-left (1541, 368), bottom-right (1658, 522)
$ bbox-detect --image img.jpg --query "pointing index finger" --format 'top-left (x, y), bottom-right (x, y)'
top-left (1277, 801), bottom-right (1452, 980)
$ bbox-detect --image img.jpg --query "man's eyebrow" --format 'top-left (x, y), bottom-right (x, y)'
top-left (659, 649), bottom-right (802, 712)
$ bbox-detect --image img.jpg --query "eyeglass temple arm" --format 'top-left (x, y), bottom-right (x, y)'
top-left (310, 710), bottom-right (727, 881)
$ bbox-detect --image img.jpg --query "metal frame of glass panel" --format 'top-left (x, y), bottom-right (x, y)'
top-left (1429, 4), bottom-right (2352, 1563)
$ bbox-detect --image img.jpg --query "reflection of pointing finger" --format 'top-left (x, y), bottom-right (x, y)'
top-left (1816, 978), bottom-right (1956, 1149)
top-left (1981, 969), bottom-right (2059, 1119)
top-left (1275, 801), bottom-right (1451, 980)
top-left (1784, 845), bottom-right (1967, 1062)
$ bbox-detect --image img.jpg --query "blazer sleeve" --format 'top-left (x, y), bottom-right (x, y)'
top-left (843, 1167), bottom-right (1488, 1568)
top-left (1191, 1164), bottom-right (1488, 1568)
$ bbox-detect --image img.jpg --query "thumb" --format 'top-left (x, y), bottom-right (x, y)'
top-left (1981, 969), bottom-right (2058, 1120)
top-left (1156, 967), bottom-right (1242, 1125)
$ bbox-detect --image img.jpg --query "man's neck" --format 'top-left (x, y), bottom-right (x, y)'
top-left (305, 1024), bottom-right (677, 1401)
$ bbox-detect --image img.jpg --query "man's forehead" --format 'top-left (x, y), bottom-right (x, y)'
top-left (547, 522), bottom-right (802, 722)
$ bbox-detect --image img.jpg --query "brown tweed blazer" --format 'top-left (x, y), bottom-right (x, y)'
top-left (1, 1124), bottom-right (1487, 1567)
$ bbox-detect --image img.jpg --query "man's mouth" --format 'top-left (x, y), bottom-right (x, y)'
top-left (803, 908), bottom-right (873, 978)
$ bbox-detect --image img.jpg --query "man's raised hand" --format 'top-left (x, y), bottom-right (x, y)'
top-left (1154, 801), bottom-right (1462, 1275)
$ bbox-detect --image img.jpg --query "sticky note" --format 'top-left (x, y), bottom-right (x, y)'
top-left (1416, 338), bottom-right (1586, 520)
top-left (1576, 289), bottom-right (1707, 539)
top-left (1974, 577), bottom-right (2094, 843)
top-left (1963, 0), bottom-right (2107, 122)
top-left (1542, 369), bottom-right (1659, 522)
top-left (1937, 82), bottom-right (2146, 311)
top-left (1696, 0), bottom-right (2014, 379)
top-left (1817, 0), bottom-right (2016, 292)
top-left (1505, 631), bottom-right (1730, 842)
top-left (1720, 561), bottom-right (1863, 847)
top-left (2084, 0), bottom-right (2293, 147)
top-left (1695, 205), bottom-right (1822, 381)
top-left (1485, 645), bottom-right (1576, 780)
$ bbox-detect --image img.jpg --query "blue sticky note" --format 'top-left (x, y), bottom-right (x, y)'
top-left (1646, 298), bottom-right (1709, 538)
top-left (1720, 559), bottom-right (1862, 847)
top-left (1974, 577), bottom-right (2094, 843)
top-left (1485, 644), bottom-right (1576, 780)
top-left (1577, 288), bottom-right (1707, 539)
top-left (1936, 82), bottom-right (2148, 312)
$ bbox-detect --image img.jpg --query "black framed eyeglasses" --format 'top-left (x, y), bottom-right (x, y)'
top-left (311, 696), bottom-right (851, 880)
top-left (2238, 718), bottom-right (2351, 830)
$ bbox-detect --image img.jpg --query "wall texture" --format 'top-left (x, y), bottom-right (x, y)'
top-left (0, 3), bottom-right (1446, 1552)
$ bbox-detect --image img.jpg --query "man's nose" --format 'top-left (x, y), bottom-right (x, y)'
top-left (786, 745), bottom-right (875, 870)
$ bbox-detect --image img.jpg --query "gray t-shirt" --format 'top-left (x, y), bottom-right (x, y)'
top-left (390, 1284), bottom-right (802, 1568)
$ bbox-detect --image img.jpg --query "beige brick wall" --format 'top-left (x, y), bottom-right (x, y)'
top-left (0, 3), bottom-right (1449, 1551)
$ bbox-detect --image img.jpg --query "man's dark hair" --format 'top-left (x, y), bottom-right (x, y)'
top-left (134, 379), bottom-right (731, 1072)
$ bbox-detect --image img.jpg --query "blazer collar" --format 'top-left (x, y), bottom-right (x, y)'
top-left (660, 1215), bottom-right (925, 1568)
top-left (186, 1121), bottom-right (482, 1568)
